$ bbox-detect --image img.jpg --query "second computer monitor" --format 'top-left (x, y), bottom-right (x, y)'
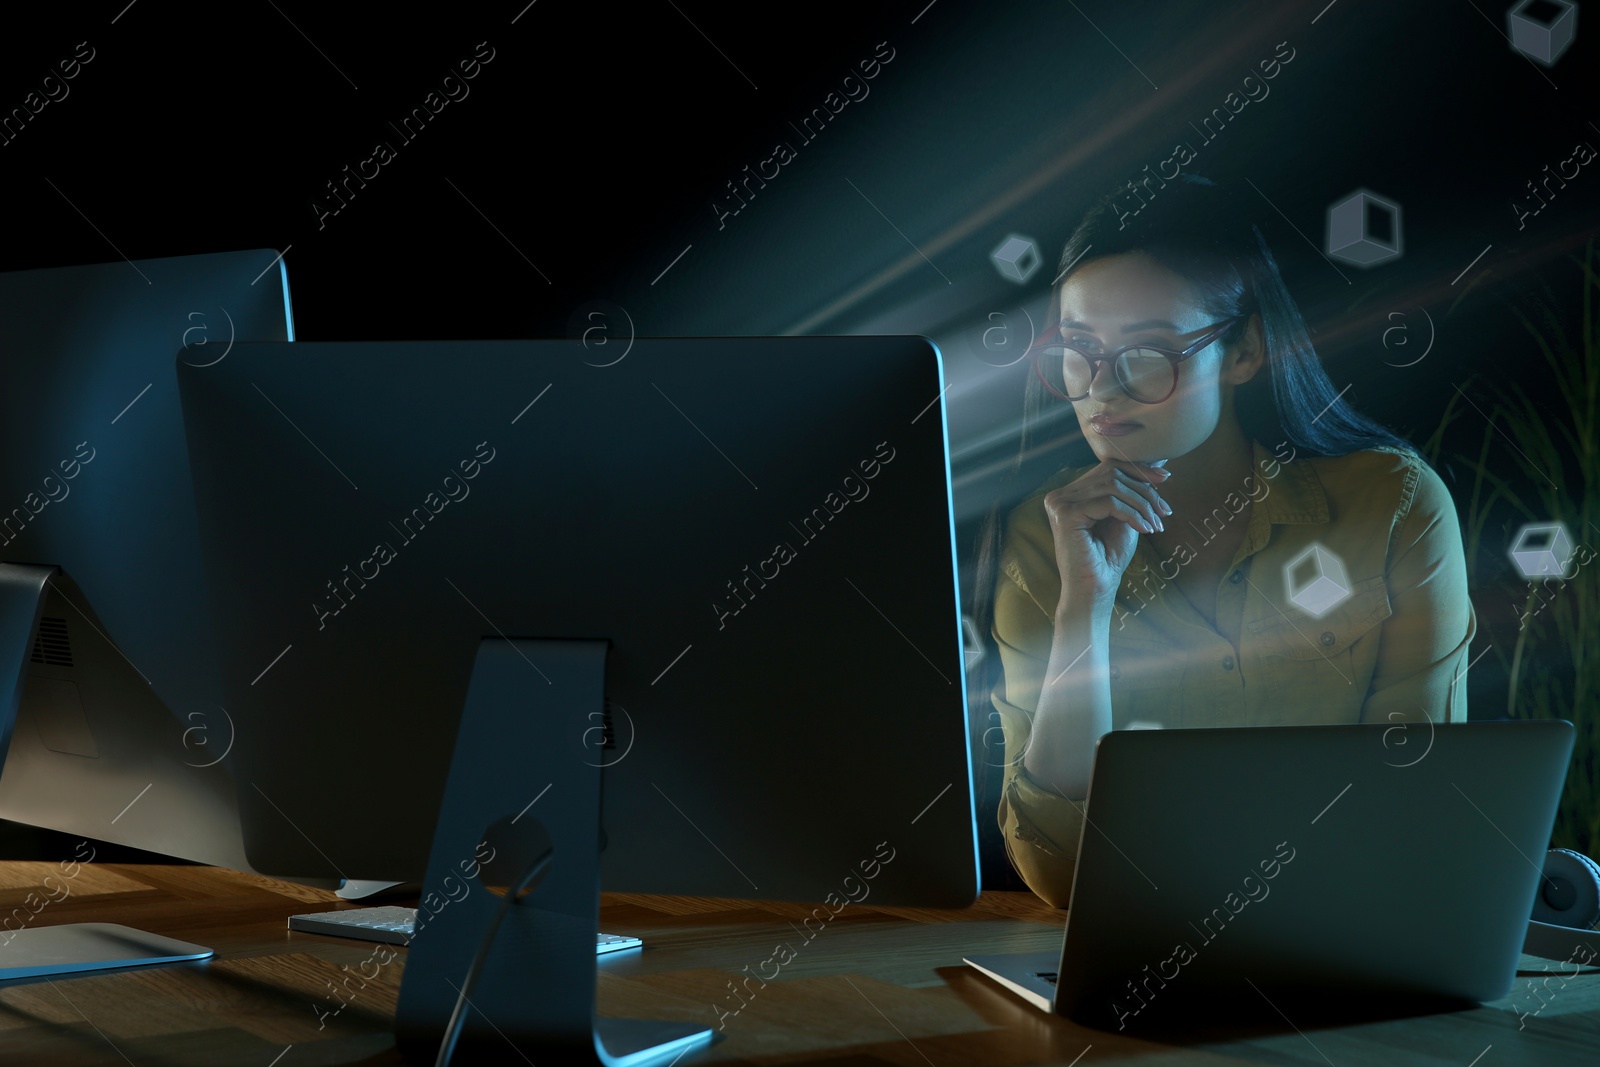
top-left (0, 249), bottom-right (294, 868)
top-left (177, 337), bottom-right (978, 907)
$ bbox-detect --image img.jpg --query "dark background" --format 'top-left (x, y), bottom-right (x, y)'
top-left (3, 1), bottom-right (1597, 876)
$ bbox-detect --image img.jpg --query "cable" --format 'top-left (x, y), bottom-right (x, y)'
top-left (434, 844), bottom-right (555, 1067)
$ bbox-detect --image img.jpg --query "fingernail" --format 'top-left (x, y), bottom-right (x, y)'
top-left (1155, 517), bottom-right (1165, 532)
top-left (1160, 500), bottom-right (1172, 515)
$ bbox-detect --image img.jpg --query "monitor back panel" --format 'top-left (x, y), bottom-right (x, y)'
top-left (0, 250), bottom-right (293, 858)
top-left (5, 576), bottom-right (254, 868)
top-left (177, 338), bottom-right (979, 905)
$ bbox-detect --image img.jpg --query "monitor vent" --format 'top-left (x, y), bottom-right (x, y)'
top-left (29, 616), bottom-right (73, 667)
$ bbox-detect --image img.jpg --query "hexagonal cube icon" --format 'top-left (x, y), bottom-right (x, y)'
top-left (1285, 543), bottom-right (1351, 618)
top-left (1510, 521), bottom-right (1574, 577)
top-left (1508, 0), bottom-right (1578, 66)
top-left (991, 234), bottom-right (1041, 284)
top-left (1327, 189), bottom-right (1402, 267)
top-left (961, 613), bottom-right (986, 668)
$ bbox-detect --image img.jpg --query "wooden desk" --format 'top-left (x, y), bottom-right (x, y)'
top-left (0, 862), bottom-right (1595, 1065)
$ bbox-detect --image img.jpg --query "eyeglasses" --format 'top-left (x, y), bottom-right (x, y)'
top-left (1028, 318), bottom-right (1241, 404)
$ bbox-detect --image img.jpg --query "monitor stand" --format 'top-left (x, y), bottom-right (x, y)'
top-left (394, 638), bottom-right (715, 1067)
top-left (0, 563), bottom-right (213, 979)
top-left (336, 879), bottom-right (413, 900)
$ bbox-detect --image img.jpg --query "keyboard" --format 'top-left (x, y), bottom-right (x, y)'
top-left (287, 905), bottom-right (643, 953)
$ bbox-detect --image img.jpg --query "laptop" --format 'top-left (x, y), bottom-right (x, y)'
top-left (965, 720), bottom-right (1574, 1030)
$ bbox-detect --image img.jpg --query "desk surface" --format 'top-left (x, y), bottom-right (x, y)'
top-left (0, 862), bottom-right (1594, 1065)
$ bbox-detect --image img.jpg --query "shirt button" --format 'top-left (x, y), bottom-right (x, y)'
top-left (1110, 666), bottom-right (1121, 680)
top-left (1320, 631), bottom-right (1336, 647)
top-left (1229, 569), bottom-right (1243, 584)
top-left (1222, 656), bottom-right (1235, 670)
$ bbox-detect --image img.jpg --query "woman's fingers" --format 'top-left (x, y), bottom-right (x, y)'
top-left (1044, 458), bottom-right (1171, 538)
top-left (1068, 490), bottom-right (1158, 534)
top-left (1108, 491), bottom-right (1160, 534)
top-left (1113, 463), bottom-right (1177, 515)
top-left (1110, 467), bottom-right (1170, 523)
top-left (1076, 471), bottom-right (1165, 532)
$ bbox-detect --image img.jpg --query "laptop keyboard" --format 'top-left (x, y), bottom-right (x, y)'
top-left (288, 905), bottom-right (642, 953)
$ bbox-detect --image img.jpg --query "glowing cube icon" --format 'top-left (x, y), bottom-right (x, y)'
top-left (961, 614), bottom-right (986, 668)
top-left (991, 235), bottom-right (1041, 284)
top-left (1327, 189), bottom-right (1402, 267)
top-left (1510, 522), bottom-right (1574, 578)
top-left (1285, 543), bottom-right (1351, 618)
top-left (1508, 0), bottom-right (1578, 66)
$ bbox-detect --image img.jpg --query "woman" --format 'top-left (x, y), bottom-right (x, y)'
top-left (970, 174), bottom-right (1476, 908)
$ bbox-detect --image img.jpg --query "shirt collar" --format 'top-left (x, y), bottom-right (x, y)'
top-left (1253, 439), bottom-right (1328, 526)
top-left (1236, 438), bottom-right (1328, 564)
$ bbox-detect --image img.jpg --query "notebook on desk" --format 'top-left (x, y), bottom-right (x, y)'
top-left (965, 720), bottom-right (1576, 1030)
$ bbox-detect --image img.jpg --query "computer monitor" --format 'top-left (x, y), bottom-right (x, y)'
top-left (0, 249), bottom-right (296, 871)
top-left (176, 337), bottom-right (980, 907)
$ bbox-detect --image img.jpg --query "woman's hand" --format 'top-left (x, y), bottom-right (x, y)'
top-left (1042, 458), bottom-right (1172, 613)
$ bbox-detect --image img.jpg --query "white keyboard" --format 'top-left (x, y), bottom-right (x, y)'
top-left (287, 905), bottom-right (642, 953)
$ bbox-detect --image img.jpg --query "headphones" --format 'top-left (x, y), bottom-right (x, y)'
top-left (1525, 848), bottom-right (1600, 961)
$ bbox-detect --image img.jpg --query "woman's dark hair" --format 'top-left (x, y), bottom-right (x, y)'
top-left (967, 174), bottom-right (1415, 871)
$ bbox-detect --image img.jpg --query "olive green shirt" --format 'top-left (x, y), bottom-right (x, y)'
top-left (991, 440), bottom-right (1477, 908)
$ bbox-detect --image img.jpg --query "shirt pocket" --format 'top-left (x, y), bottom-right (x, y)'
top-left (1248, 574), bottom-right (1392, 720)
